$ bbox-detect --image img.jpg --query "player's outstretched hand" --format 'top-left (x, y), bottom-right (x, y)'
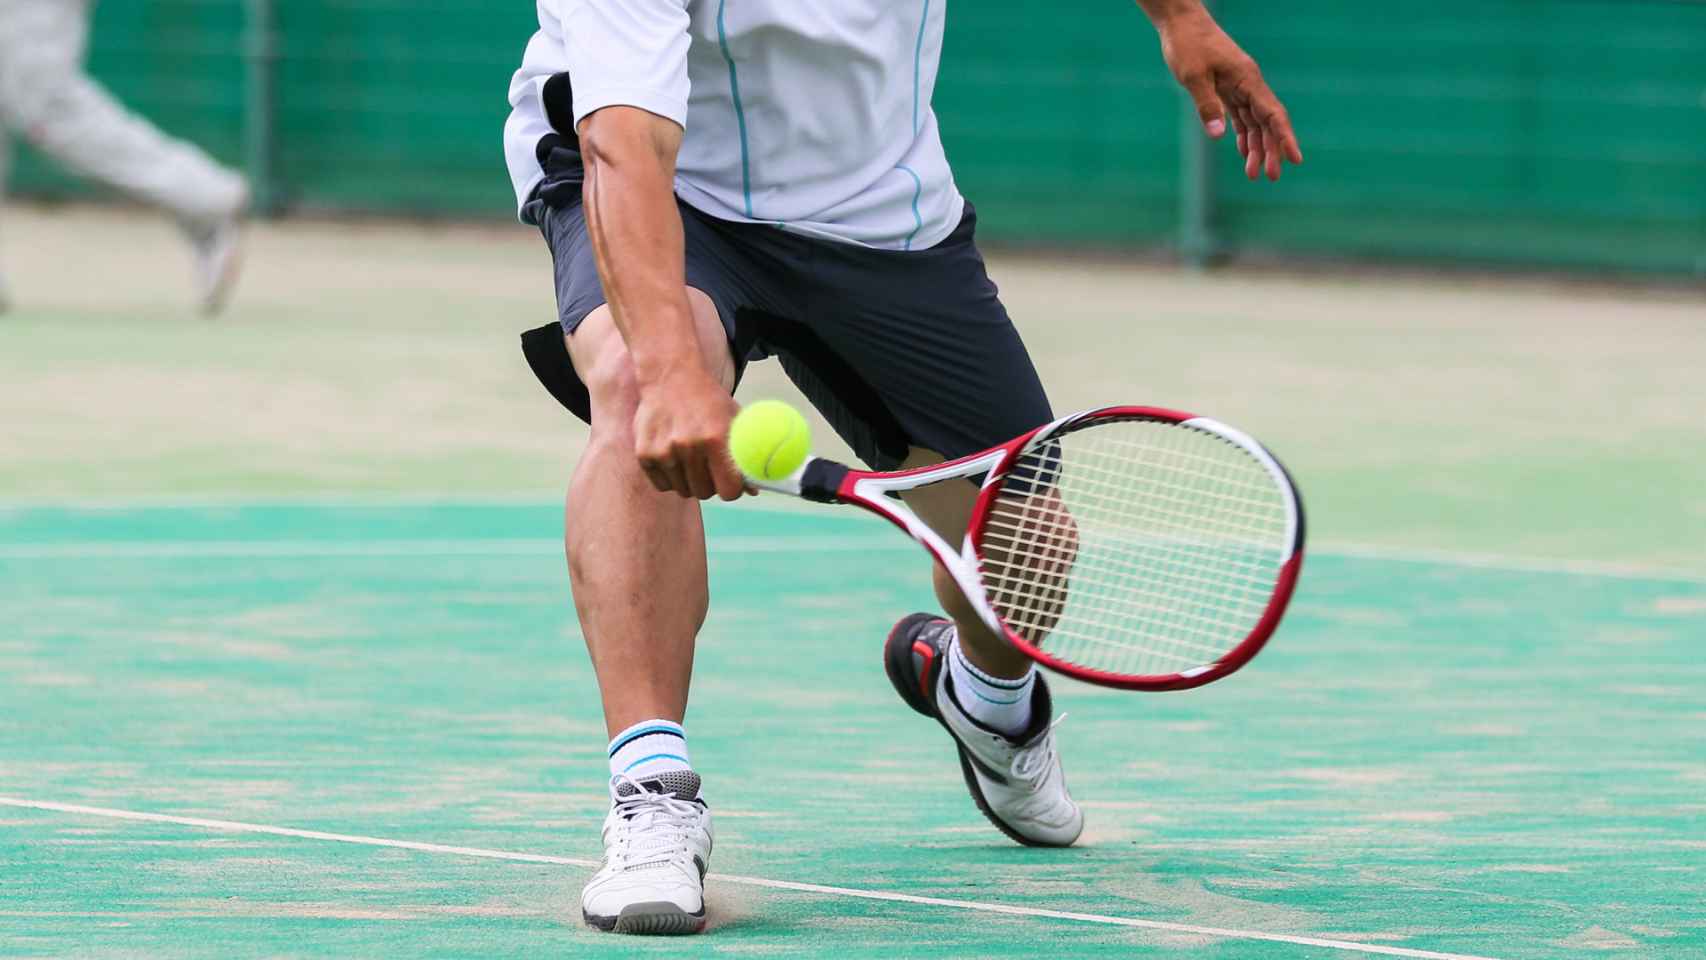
top-left (632, 369), bottom-right (747, 502)
top-left (1158, 7), bottom-right (1303, 182)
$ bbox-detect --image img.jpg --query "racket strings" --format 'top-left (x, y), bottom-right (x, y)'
top-left (977, 419), bottom-right (1290, 679)
top-left (989, 443), bottom-right (1280, 673)
top-left (987, 501), bottom-right (1273, 673)
top-left (1066, 432), bottom-right (1281, 673)
top-left (983, 513), bottom-right (1272, 630)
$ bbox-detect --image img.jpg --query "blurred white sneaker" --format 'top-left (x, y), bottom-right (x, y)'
top-left (184, 213), bottom-right (246, 316)
top-left (582, 770), bottom-right (712, 935)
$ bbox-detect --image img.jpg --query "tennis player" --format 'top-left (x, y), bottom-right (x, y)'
top-left (0, 0), bottom-right (248, 314)
top-left (507, 0), bottom-right (1300, 934)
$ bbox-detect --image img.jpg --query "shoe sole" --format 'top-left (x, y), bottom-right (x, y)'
top-left (883, 613), bottom-right (1072, 849)
top-left (584, 902), bottom-right (707, 935)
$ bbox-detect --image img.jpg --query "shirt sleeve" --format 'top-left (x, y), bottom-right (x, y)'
top-left (554, 0), bottom-right (693, 130)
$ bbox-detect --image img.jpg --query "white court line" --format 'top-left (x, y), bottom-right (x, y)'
top-left (0, 796), bottom-right (1503, 960)
top-left (0, 536), bottom-right (905, 561)
top-left (0, 494), bottom-right (834, 519)
top-left (0, 493), bottom-right (564, 510)
top-left (3, 531), bottom-right (1703, 585)
top-left (3, 496), bottom-right (1704, 582)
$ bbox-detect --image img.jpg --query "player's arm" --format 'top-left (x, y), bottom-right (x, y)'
top-left (578, 106), bottom-right (743, 502)
top-left (561, 0), bottom-right (743, 501)
top-left (1131, 0), bottom-right (1303, 181)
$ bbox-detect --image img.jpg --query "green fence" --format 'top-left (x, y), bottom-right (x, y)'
top-left (10, 0), bottom-right (1706, 275)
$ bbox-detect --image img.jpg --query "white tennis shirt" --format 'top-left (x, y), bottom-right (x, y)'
top-left (504, 0), bottom-right (964, 251)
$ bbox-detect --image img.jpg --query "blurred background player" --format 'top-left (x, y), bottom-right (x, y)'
top-left (0, 0), bottom-right (248, 315)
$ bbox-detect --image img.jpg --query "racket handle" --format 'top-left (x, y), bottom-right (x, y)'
top-left (798, 459), bottom-right (850, 503)
top-left (751, 456), bottom-right (849, 502)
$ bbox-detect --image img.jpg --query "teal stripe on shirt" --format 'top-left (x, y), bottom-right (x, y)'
top-left (897, 164), bottom-right (924, 251)
top-left (912, 0), bottom-right (932, 135)
top-left (716, 0), bottom-right (754, 217)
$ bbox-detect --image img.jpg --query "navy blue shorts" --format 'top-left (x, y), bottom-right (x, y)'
top-left (519, 146), bottom-right (1052, 471)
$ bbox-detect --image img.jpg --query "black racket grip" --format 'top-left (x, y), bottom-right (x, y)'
top-left (798, 459), bottom-right (850, 504)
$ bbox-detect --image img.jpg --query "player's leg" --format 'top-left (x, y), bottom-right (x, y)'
top-left (520, 186), bottom-right (782, 934)
top-left (0, 0), bottom-right (247, 312)
top-left (890, 450), bottom-right (1035, 680)
top-left (782, 205), bottom-right (1054, 697)
top-left (561, 293), bottom-right (729, 936)
top-left (562, 291), bottom-right (735, 739)
top-left (766, 202), bottom-right (1082, 845)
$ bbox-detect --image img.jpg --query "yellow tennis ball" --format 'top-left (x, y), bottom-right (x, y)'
top-left (729, 400), bottom-right (812, 482)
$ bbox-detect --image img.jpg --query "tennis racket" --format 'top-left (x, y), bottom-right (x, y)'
top-left (749, 406), bottom-right (1305, 691)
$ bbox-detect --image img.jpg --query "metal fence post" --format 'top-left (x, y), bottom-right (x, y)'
top-left (243, 0), bottom-right (280, 216)
top-left (1178, 1), bottom-right (1219, 269)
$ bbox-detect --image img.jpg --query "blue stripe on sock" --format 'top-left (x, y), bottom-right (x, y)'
top-left (621, 753), bottom-right (689, 773)
top-left (608, 725), bottom-right (685, 757)
top-left (960, 685), bottom-right (1026, 706)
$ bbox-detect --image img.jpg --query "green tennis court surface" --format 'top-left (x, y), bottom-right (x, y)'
top-left (3, 501), bottom-right (1702, 958)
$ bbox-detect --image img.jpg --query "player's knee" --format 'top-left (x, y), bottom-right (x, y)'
top-left (581, 345), bottom-right (638, 406)
top-left (577, 340), bottom-right (642, 432)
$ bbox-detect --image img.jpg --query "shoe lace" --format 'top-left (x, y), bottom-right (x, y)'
top-left (607, 775), bottom-right (703, 871)
top-left (1009, 713), bottom-right (1068, 788)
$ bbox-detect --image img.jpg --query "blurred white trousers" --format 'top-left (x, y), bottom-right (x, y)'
top-left (0, 0), bottom-right (246, 226)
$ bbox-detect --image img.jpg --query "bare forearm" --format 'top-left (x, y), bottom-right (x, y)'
top-left (579, 107), bottom-right (698, 388)
top-left (1133, 0), bottom-right (1207, 28)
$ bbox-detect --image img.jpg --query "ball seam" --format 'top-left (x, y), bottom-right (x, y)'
top-left (760, 417), bottom-right (806, 481)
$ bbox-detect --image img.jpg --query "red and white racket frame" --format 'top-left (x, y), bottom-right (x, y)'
top-left (757, 405), bottom-right (1306, 692)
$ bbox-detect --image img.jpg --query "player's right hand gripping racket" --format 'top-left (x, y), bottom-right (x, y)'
top-left (753, 406), bottom-right (1305, 690)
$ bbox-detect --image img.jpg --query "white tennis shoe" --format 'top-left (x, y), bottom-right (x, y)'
top-left (885, 614), bottom-right (1083, 846)
top-left (581, 771), bottom-right (712, 935)
top-left (184, 212), bottom-right (246, 316)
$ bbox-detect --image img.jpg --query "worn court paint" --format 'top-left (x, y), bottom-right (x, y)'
top-left (0, 799), bottom-right (1509, 960)
top-left (2, 505), bottom-right (1704, 957)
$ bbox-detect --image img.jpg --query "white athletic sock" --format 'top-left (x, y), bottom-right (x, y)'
top-left (607, 719), bottom-right (693, 785)
top-left (946, 635), bottom-right (1036, 738)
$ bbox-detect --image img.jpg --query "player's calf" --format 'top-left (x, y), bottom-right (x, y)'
top-left (927, 486), bottom-right (1079, 737)
top-left (562, 311), bottom-right (713, 734)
